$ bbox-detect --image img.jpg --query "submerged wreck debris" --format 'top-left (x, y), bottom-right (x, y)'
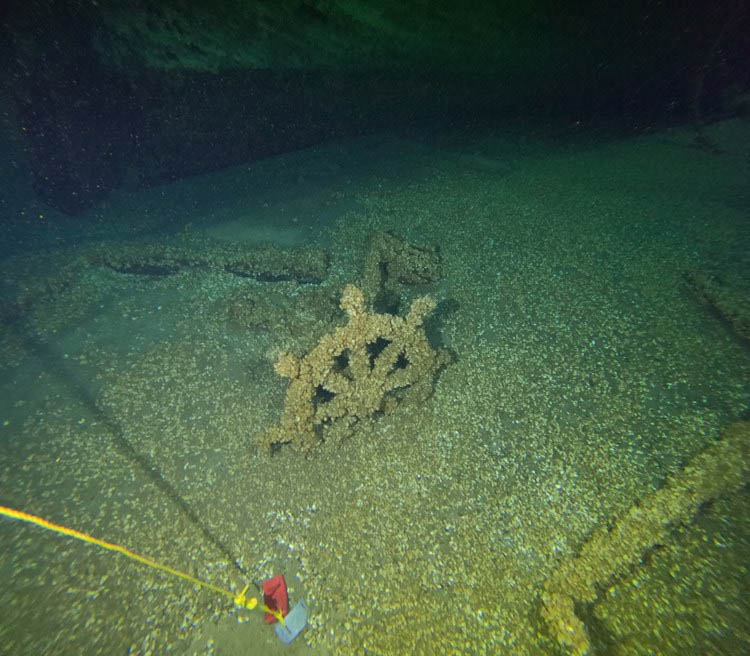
top-left (86, 240), bottom-right (329, 284)
top-left (258, 284), bottom-right (450, 454)
top-left (222, 244), bottom-right (328, 284)
top-left (227, 285), bottom-right (340, 355)
top-left (686, 268), bottom-right (750, 343)
top-left (541, 420), bottom-right (750, 656)
top-left (362, 231), bottom-right (442, 308)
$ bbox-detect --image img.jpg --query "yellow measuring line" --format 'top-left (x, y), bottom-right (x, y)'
top-left (0, 503), bottom-right (270, 615)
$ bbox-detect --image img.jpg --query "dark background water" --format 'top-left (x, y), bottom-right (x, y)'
top-left (1, 0), bottom-right (748, 221)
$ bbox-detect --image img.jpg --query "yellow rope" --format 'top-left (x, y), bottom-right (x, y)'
top-left (0, 504), bottom-right (260, 611)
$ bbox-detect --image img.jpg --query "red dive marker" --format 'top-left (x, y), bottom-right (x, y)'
top-left (262, 575), bottom-right (289, 624)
